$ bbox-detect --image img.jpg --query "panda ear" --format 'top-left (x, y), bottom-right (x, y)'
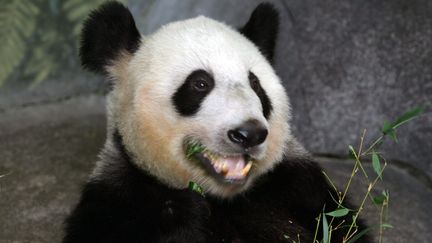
top-left (239, 3), bottom-right (279, 64)
top-left (80, 1), bottom-right (141, 74)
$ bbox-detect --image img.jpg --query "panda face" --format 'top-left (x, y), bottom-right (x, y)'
top-left (82, 2), bottom-right (294, 197)
top-left (174, 69), bottom-right (269, 183)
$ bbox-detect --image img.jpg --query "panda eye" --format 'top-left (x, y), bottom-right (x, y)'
top-left (192, 78), bottom-right (210, 92)
top-left (173, 70), bottom-right (214, 116)
top-left (249, 72), bottom-right (261, 92)
top-left (248, 71), bottom-right (272, 119)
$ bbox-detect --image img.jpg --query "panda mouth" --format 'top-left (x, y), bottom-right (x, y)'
top-left (185, 141), bottom-right (254, 184)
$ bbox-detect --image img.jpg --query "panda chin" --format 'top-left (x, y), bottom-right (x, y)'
top-left (184, 141), bottom-right (254, 185)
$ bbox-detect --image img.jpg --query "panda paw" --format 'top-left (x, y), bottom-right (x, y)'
top-left (160, 190), bottom-right (209, 223)
top-left (158, 190), bottom-right (211, 241)
top-left (161, 200), bottom-right (176, 216)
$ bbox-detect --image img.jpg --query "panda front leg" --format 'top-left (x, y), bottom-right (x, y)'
top-left (63, 172), bottom-right (214, 243)
top-left (156, 189), bottom-right (213, 243)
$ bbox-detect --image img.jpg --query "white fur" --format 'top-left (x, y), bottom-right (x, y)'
top-left (96, 16), bottom-right (305, 198)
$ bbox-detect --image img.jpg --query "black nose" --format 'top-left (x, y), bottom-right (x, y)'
top-left (227, 120), bottom-right (268, 148)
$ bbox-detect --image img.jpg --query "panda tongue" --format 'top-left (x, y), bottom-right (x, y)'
top-left (217, 155), bottom-right (247, 179)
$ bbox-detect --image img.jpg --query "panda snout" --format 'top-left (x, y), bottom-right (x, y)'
top-left (227, 119), bottom-right (268, 149)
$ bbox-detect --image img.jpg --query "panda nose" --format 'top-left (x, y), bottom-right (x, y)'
top-left (227, 120), bottom-right (268, 148)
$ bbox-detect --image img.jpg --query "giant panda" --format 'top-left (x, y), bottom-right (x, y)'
top-left (63, 2), bottom-right (371, 242)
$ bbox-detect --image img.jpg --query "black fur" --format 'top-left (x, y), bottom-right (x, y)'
top-left (80, 1), bottom-right (141, 74)
top-left (240, 3), bottom-right (279, 64)
top-left (172, 70), bottom-right (215, 116)
top-left (63, 132), bottom-right (371, 243)
top-left (249, 72), bottom-right (273, 119)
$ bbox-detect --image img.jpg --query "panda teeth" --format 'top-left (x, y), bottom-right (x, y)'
top-left (213, 161), bottom-right (221, 173)
top-left (242, 161), bottom-right (253, 176)
top-left (221, 162), bottom-right (229, 174)
top-left (196, 145), bottom-right (254, 178)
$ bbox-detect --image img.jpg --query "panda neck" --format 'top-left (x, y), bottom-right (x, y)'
top-left (90, 128), bottom-right (163, 188)
top-left (112, 129), bottom-right (132, 163)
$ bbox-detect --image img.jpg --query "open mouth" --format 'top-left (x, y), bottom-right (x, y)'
top-left (185, 140), bottom-right (254, 184)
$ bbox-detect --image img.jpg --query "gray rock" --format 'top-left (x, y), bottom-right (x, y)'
top-left (0, 95), bottom-right (105, 242)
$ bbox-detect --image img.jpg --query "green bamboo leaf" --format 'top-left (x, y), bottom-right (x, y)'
top-left (372, 151), bottom-right (382, 179)
top-left (382, 121), bottom-right (398, 141)
top-left (325, 208), bottom-right (349, 217)
top-left (382, 106), bottom-right (425, 141)
top-left (382, 121), bottom-right (393, 134)
top-left (346, 227), bottom-right (371, 243)
top-left (372, 195), bottom-right (385, 205)
top-left (186, 141), bottom-right (206, 159)
top-left (392, 106), bottom-right (426, 130)
top-left (188, 181), bottom-right (205, 197)
top-left (381, 223), bottom-right (393, 229)
top-left (322, 214), bottom-right (329, 243)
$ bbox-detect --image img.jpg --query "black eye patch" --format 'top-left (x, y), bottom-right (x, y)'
top-left (249, 72), bottom-right (272, 119)
top-left (172, 70), bottom-right (215, 116)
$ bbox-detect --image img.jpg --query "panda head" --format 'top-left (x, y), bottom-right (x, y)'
top-left (82, 2), bottom-right (302, 198)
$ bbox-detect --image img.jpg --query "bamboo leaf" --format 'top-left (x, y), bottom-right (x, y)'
top-left (325, 208), bottom-right (349, 217)
top-left (188, 181), bottom-right (205, 197)
top-left (322, 214), bottom-right (329, 243)
top-left (392, 106), bottom-right (426, 130)
top-left (382, 106), bottom-right (425, 141)
top-left (372, 151), bottom-right (382, 179)
top-left (382, 121), bottom-right (398, 141)
top-left (381, 223), bottom-right (393, 229)
top-left (346, 227), bottom-right (371, 243)
top-left (372, 195), bottom-right (385, 205)
top-left (382, 121), bottom-right (393, 134)
top-left (186, 141), bottom-right (206, 159)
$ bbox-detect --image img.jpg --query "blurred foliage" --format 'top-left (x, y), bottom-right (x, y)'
top-left (0, 0), bottom-right (125, 88)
